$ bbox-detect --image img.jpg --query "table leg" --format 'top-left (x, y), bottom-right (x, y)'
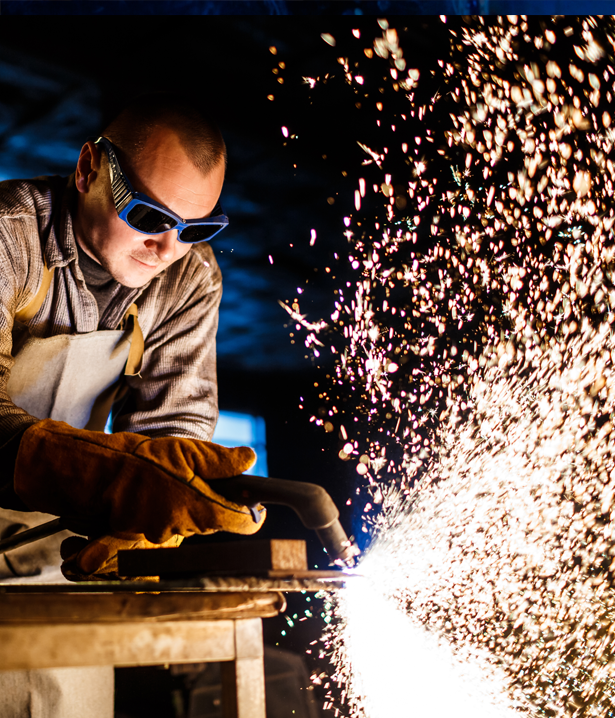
top-left (221, 618), bottom-right (266, 718)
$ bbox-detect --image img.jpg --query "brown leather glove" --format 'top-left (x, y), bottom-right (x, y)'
top-left (14, 419), bottom-right (266, 545)
top-left (60, 533), bottom-right (185, 581)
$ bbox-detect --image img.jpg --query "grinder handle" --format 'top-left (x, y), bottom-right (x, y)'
top-left (213, 474), bottom-right (339, 529)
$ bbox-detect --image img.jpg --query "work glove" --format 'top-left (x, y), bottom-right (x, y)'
top-left (60, 533), bottom-right (185, 581)
top-left (14, 418), bottom-right (266, 550)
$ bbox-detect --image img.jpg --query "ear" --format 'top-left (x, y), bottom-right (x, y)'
top-left (75, 141), bottom-right (102, 194)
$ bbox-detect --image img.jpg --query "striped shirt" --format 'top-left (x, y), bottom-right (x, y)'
top-left (0, 174), bottom-right (222, 447)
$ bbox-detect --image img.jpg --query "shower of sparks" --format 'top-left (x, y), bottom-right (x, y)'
top-left (325, 317), bottom-right (615, 717)
top-left (273, 15), bottom-right (615, 718)
top-left (335, 559), bottom-right (528, 718)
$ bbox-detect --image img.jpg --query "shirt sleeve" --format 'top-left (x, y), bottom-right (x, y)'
top-left (0, 215), bottom-right (46, 448)
top-left (111, 244), bottom-right (222, 442)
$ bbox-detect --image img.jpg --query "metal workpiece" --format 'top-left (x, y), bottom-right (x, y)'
top-left (0, 573), bottom-right (353, 593)
top-left (115, 537), bottom-right (360, 583)
top-left (117, 538), bottom-right (309, 579)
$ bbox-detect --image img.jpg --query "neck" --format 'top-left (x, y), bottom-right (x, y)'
top-left (73, 194), bottom-right (103, 266)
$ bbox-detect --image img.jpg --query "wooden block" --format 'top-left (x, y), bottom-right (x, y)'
top-left (117, 539), bottom-right (307, 579)
top-left (0, 591), bottom-right (285, 624)
top-left (0, 620), bottom-right (238, 670)
top-left (221, 619), bottom-right (266, 718)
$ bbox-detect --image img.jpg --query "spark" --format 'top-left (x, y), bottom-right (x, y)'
top-left (277, 14), bottom-right (615, 718)
top-left (278, 299), bottom-right (327, 334)
top-left (357, 142), bottom-right (385, 167)
top-left (326, 317), bottom-right (615, 716)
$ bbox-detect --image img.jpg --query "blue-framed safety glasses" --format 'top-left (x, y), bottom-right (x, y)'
top-left (91, 136), bottom-right (229, 244)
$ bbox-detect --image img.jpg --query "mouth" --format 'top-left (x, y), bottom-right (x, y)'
top-left (131, 256), bottom-right (160, 270)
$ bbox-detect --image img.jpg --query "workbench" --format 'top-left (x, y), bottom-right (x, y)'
top-left (0, 576), bottom-right (346, 718)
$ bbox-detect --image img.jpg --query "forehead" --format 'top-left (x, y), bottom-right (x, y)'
top-left (124, 128), bottom-right (224, 219)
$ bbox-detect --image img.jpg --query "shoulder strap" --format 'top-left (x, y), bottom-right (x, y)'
top-left (15, 264), bottom-right (54, 324)
top-left (14, 267), bottom-right (144, 376)
top-left (123, 303), bottom-right (144, 377)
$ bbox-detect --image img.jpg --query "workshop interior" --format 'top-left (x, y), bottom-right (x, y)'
top-left (2, 6), bottom-right (614, 718)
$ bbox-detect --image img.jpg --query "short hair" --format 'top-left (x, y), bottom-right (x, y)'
top-left (100, 92), bottom-right (226, 176)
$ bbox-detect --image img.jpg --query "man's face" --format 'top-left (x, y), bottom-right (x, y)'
top-left (73, 128), bottom-right (225, 288)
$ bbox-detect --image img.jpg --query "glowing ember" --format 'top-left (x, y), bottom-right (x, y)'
top-left (274, 15), bottom-right (615, 718)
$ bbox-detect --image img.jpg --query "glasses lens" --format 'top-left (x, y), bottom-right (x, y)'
top-left (179, 223), bottom-right (224, 243)
top-left (127, 204), bottom-right (178, 233)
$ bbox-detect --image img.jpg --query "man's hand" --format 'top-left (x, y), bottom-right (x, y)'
top-left (13, 419), bottom-right (266, 547)
top-left (60, 532), bottom-right (185, 581)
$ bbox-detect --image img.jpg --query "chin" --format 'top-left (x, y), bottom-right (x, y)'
top-left (120, 271), bottom-right (156, 288)
top-left (120, 277), bottom-right (148, 289)
top-left (110, 260), bottom-right (160, 288)
top-left (105, 268), bottom-right (146, 289)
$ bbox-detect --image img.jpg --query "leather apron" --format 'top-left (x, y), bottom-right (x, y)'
top-left (0, 265), bottom-right (144, 718)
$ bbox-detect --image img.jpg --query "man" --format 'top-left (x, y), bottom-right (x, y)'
top-left (0, 92), bottom-right (265, 717)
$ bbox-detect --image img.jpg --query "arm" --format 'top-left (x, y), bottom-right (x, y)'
top-left (0, 215), bottom-right (46, 440)
top-left (0, 214), bottom-right (49, 509)
top-left (8, 234), bottom-right (267, 577)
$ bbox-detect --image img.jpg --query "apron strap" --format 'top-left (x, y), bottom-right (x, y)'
top-left (15, 265), bottom-right (54, 324)
top-left (14, 263), bottom-right (144, 377)
top-left (123, 303), bottom-right (144, 377)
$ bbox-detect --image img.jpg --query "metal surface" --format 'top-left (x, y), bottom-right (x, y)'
top-left (0, 571), bottom-right (353, 594)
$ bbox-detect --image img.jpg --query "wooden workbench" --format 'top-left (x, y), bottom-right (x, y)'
top-left (0, 587), bottom-right (287, 718)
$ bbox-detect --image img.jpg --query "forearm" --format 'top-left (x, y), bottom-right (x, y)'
top-left (0, 364), bottom-right (43, 511)
top-left (0, 426), bottom-right (33, 510)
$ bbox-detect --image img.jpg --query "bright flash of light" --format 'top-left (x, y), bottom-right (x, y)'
top-left (337, 558), bottom-right (524, 718)
top-left (321, 317), bottom-right (615, 717)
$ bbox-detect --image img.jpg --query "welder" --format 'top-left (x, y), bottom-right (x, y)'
top-left (0, 92), bottom-right (265, 717)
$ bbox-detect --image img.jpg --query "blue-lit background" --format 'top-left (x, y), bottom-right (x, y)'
top-left (212, 411), bottom-right (268, 476)
top-left (2, 1), bottom-right (608, 15)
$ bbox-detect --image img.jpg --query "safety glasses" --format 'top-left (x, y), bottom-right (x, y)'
top-left (91, 136), bottom-right (229, 244)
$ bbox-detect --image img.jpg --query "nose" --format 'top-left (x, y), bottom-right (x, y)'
top-left (143, 230), bottom-right (178, 263)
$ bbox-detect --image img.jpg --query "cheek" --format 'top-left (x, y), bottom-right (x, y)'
top-left (101, 216), bottom-right (143, 256)
top-left (174, 243), bottom-right (193, 263)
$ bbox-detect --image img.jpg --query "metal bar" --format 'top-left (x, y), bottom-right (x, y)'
top-left (0, 518), bottom-right (63, 555)
top-left (0, 575), bottom-right (351, 593)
